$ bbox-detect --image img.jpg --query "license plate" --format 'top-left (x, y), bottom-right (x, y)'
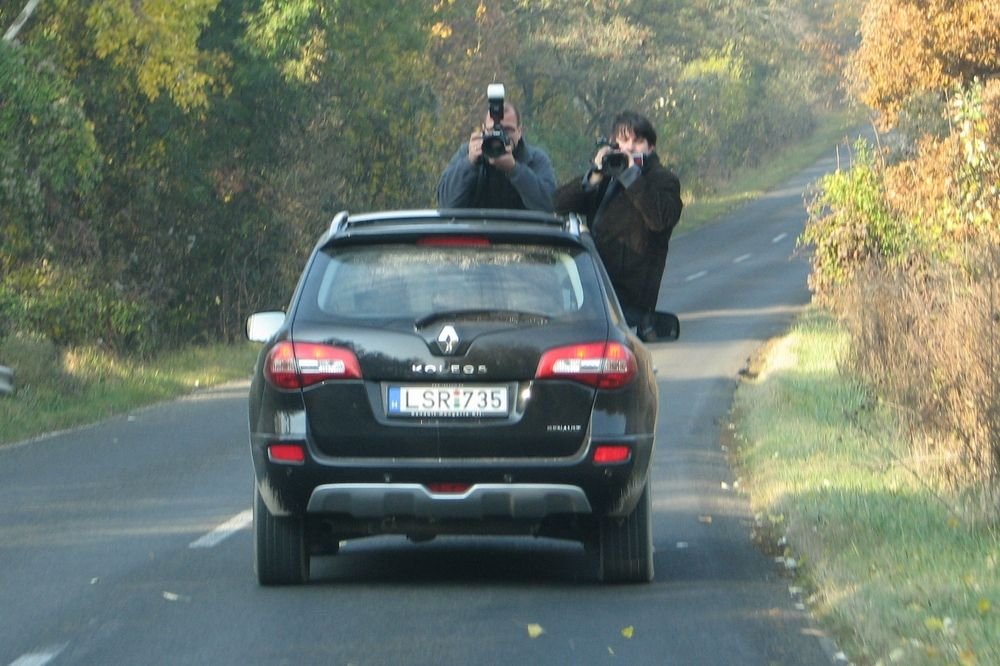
top-left (387, 385), bottom-right (508, 417)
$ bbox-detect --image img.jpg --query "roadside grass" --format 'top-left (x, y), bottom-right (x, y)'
top-left (731, 308), bottom-right (1000, 666)
top-left (0, 336), bottom-right (259, 446)
top-left (678, 108), bottom-right (867, 233)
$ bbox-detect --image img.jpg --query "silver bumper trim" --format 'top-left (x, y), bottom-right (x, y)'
top-left (306, 483), bottom-right (592, 520)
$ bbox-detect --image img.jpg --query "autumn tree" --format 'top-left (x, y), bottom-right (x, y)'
top-left (2, 0), bottom-right (850, 351)
top-left (804, 0), bottom-right (1000, 495)
top-left (848, 0), bottom-right (1000, 127)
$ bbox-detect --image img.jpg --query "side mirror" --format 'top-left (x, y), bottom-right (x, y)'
top-left (245, 311), bottom-right (286, 343)
top-left (653, 311), bottom-right (679, 341)
top-left (641, 311), bottom-right (679, 342)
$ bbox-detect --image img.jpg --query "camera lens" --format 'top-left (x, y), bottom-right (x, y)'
top-left (482, 128), bottom-right (509, 159)
top-left (601, 152), bottom-right (628, 176)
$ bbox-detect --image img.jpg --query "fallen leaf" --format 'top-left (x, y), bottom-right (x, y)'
top-left (697, 515), bottom-right (713, 524)
top-left (959, 648), bottom-right (978, 665)
top-left (924, 616), bottom-right (944, 632)
top-left (621, 626), bottom-right (634, 639)
top-left (978, 598), bottom-right (992, 614)
top-left (527, 623), bottom-right (544, 639)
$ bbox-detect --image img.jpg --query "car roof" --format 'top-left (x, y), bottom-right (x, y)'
top-left (317, 209), bottom-right (587, 249)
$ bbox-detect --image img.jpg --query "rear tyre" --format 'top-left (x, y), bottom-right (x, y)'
top-left (598, 480), bottom-right (654, 583)
top-left (254, 486), bottom-right (309, 585)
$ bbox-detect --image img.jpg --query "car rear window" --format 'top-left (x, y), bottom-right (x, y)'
top-left (298, 242), bottom-right (604, 322)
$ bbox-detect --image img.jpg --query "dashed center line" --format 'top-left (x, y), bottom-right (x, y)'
top-left (188, 509), bottom-right (252, 549)
top-left (733, 253), bottom-right (752, 263)
top-left (772, 233), bottom-right (788, 243)
top-left (684, 270), bottom-right (708, 282)
top-left (9, 644), bottom-right (68, 666)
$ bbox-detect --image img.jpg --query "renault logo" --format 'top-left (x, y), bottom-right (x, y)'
top-left (437, 325), bottom-right (460, 355)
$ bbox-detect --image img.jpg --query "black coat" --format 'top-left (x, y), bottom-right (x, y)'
top-left (554, 152), bottom-right (682, 311)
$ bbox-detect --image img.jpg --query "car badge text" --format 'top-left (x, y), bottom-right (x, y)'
top-left (411, 363), bottom-right (489, 375)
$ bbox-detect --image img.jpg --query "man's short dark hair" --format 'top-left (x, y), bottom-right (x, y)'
top-left (482, 101), bottom-right (520, 127)
top-left (612, 111), bottom-right (656, 147)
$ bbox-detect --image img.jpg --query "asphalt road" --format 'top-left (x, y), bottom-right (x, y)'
top-left (0, 146), bottom-right (855, 665)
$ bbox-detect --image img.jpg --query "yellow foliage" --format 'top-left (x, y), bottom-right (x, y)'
top-left (849, 0), bottom-right (1000, 126)
top-left (430, 22), bottom-right (453, 40)
top-left (86, 0), bottom-right (224, 110)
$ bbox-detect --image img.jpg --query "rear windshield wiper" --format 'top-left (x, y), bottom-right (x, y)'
top-left (415, 309), bottom-right (550, 329)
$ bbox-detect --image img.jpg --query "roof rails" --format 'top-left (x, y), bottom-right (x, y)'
top-left (328, 210), bottom-right (349, 236)
top-left (326, 209), bottom-right (585, 238)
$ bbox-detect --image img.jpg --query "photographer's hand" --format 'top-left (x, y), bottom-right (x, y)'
top-left (489, 145), bottom-right (516, 173)
top-left (588, 146), bottom-right (613, 185)
top-left (467, 131), bottom-right (484, 165)
top-left (593, 145), bottom-right (613, 170)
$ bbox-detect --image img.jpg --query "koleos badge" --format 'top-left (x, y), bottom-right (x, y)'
top-left (437, 325), bottom-right (460, 355)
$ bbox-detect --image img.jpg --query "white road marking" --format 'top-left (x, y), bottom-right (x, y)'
top-left (9, 644), bottom-right (68, 666)
top-left (684, 270), bottom-right (708, 282)
top-left (188, 509), bottom-right (252, 548)
top-left (772, 233), bottom-right (788, 243)
top-left (733, 253), bottom-right (752, 263)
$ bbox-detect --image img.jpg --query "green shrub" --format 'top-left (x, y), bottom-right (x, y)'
top-left (0, 264), bottom-right (156, 354)
top-left (800, 139), bottom-right (913, 301)
top-left (0, 331), bottom-right (76, 396)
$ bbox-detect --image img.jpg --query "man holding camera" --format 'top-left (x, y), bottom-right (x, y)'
top-left (437, 85), bottom-right (556, 211)
top-left (554, 111), bottom-right (683, 341)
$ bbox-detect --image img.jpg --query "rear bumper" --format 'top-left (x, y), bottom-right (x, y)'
top-left (306, 482), bottom-right (592, 520)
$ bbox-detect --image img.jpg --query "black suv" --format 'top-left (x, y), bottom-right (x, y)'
top-left (246, 209), bottom-right (677, 585)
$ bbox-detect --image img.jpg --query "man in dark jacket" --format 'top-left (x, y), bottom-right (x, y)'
top-left (437, 100), bottom-right (556, 211)
top-left (554, 111), bottom-right (682, 340)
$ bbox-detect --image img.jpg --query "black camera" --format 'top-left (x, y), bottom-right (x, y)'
top-left (481, 83), bottom-right (510, 160)
top-left (597, 137), bottom-right (628, 176)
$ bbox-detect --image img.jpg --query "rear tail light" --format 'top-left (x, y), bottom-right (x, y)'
top-left (264, 341), bottom-right (362, 389)
top-left (535, 342), bottom-right (638, 389)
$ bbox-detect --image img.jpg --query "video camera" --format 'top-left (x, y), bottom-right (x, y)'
top-left (596, 137), bottom-right (629, 177)
top-left (481, 83), bottom-right (510, 160)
